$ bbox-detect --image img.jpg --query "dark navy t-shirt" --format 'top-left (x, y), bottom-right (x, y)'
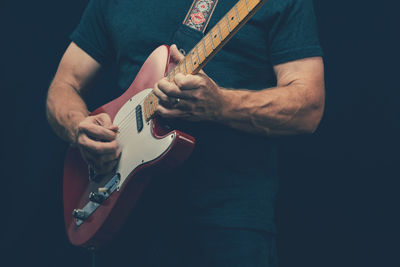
top-left (71, 0), bottom-right (323, 233)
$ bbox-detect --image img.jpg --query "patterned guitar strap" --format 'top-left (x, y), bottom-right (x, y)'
top-left (180, 0), bottom-right (219, 54)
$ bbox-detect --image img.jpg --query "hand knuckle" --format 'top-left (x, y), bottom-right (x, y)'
top-left (193, 91), bottom-right (201, 99)
top-left (78, 120), bottom-right (88, 130)
top-left (78, 135), bottom-right (88, 146)
top-left (100, 113), bottom-right (110, 122)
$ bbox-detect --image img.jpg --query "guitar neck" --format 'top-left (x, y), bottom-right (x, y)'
top-left (167, 0), bottom-right (267, 79)
top-left (144, 0), bottom-right (267, 121)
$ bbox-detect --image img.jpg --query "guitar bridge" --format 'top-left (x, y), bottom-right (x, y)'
top-left (73, 173), bottom-right (121, 227)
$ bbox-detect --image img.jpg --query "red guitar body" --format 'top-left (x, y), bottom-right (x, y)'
top-left (63, 45), bottom-right (195, 248)
top-left (63, 0), bottom-right (267, 249)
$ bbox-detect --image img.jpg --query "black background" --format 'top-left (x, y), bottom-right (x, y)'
top-left (1, 0), bottom-right (399, 266)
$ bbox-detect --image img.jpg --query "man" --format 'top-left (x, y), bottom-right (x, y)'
top-left (46, 0), bottom-right (324, 266)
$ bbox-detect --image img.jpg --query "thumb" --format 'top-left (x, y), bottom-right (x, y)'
top-left (94, 113), bottom-right (119, 131)
top-left (170, 44), bottom-right (185, 63)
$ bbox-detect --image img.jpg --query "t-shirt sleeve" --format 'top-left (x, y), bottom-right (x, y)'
top-left (268, 0), bottom-right (323, 66)
top-left (70, 0), bottom-right (112, 65)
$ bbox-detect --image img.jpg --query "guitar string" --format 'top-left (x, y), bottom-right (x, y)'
top-left (109, 3), bottom-right (252, 137)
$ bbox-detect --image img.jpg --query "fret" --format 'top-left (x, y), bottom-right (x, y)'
top-left (195, 46), bottom-right (201, 66)
top-left (208, 33), bottom-right (215, 50)
top-left (189, 54), bottom-right (194, 72)
top-left (202, 39), bottom-right (208, 57)
top-left (185, 57), bottom-right (192, 74)
top-left (227, 8), bottom-right (239, 30)
top-left (244, 0), bottom-right (250, 12)
top-left (196, 44), bottom-right (206, 64)
top-left (210, 27), bottom-right (221, 47)
top-left (217, 23), bottom-right (223, 42)
top-left (204, 35), bottom-right (214, 57)
top-left (237, 0), bottom-right (249, 21)
top-left (164, 0), bottom-right (265, 79)
top-left (188, 48), bottom-right (199, 70)
top-left (225, 15), bottom-right (231, 32)
top-left (234, 5), bottom-right (241, 23)
top-left (153, 94), bottom-right (158, 114)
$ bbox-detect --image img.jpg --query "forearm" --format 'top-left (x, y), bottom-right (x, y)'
top-left (46, 79), bottom-right (89, 143)
top-left (219, 84), bottom-right (324, 136)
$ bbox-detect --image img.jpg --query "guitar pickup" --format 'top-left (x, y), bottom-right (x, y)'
top-left (136, 105), bottom-right (143, 132)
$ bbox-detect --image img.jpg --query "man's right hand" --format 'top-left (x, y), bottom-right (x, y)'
top-left (75, 113), bottom-right (121, 175)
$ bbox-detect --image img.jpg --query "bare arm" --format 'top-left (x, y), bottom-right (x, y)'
top-left (46, 42), bottom-right (120, 174)
top-left (154, 45), bottom-right (325, 136)
top-left (218, 57), bottom-right (325, 136)
top-left (47, 42), bottom-right (100, 142)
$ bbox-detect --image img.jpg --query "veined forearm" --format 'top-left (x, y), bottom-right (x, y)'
top-left (46, 80), bottom-right (89, 143)
top-left (219, 84), bottom-right (324, 136)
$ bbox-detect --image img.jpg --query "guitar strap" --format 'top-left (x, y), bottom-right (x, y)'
top-left (171, 0), bottom-right (218, 56)
top-left (183, 0), bottom-right (219, 33)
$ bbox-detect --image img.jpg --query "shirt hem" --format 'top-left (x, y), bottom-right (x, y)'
top-left (70, 31), bottom-right (108, 66)
top-left (271, 46), bottom-right (324, 66)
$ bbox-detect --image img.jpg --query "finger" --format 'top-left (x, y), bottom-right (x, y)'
top-left (77, 134), bottom-right (120, 154)
top-left (79, 121), bottom-right (118, 141)
top-left (155, 79), bottom-right (187, 107)
top-left (157, 78), bottom-right (181, 97)
top-left (157, 78), bottom-right (193, 99)
top-left (170, 44), bottom-right (185, 62)
top-left (156, 105), bottom-right (186, 119)
top-left (159, 96), bottom-right (193, 112)
top-left (153, 81), bottom-right (171, 103)
top-left (174, 73), bottom-right (205, 90)
top-left (94, 113), bottom-right (119, 131)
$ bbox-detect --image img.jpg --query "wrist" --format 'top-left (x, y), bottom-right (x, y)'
top-left (66, 110), bottom-right (88, 144)
top-left (218, 88), bottom-right (240, 122)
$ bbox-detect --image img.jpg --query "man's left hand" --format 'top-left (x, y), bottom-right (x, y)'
top-left (153, 44), bottom-right (227, 122)
top-left (154, 71), bottom-right (226, 121)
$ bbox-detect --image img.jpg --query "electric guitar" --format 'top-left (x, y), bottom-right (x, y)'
top-left (64, 0), bottom-right (267, 248)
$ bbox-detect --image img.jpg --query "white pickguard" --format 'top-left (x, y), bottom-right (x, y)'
top-left (113, 88), bottom-right (175, 188)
